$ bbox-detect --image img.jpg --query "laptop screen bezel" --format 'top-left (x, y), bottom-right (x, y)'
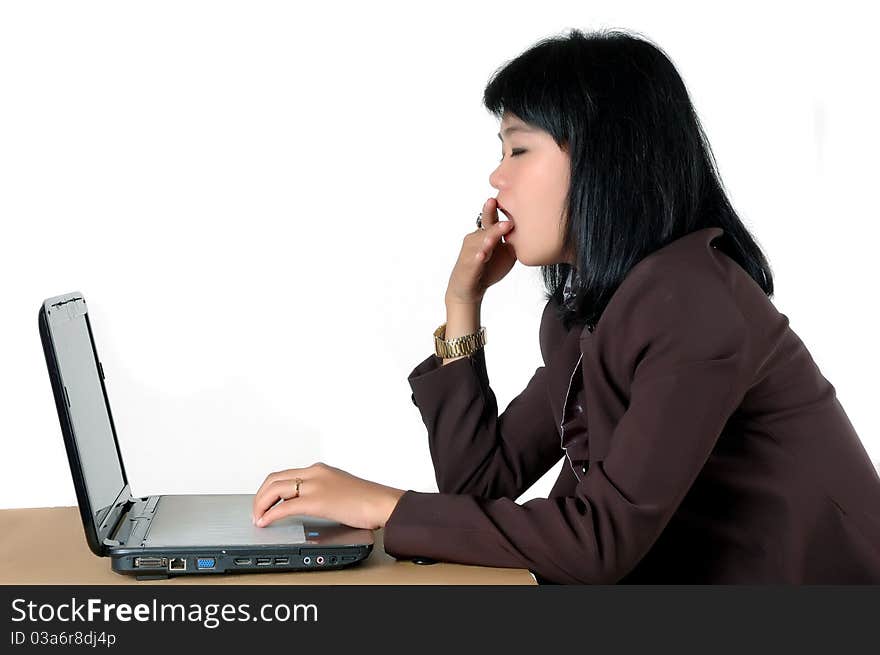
top-left (38, 293), bottom-right (133, 556)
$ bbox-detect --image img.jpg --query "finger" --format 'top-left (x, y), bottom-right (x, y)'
top-left (476, 220), bottom-right (515, 261)
top-left (253, 468), bottom-right (309, 513)
top-left (253, 478), bottom-right (302, 523)
top-left (253, 472), bottom-right (287, 517)
top-left (255, 495), bottom-right (315, 527)
top-left (252, 463), bottom-right (327, 519)
top-left (480, 197), bottom-right (499, 229)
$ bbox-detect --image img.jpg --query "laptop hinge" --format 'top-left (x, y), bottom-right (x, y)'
top-left (98, 486), bottom-right (137, 550)
top-left (105, 495), bottom-right (158, 548)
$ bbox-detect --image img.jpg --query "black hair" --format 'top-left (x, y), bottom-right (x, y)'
top-left (482, 28), bottom-right (774, 331)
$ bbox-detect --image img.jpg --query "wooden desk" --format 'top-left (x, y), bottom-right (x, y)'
top-left (0, 506), bottom-right (536, 585)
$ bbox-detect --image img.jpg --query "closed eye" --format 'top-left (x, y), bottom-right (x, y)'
top-left (499, 149), bottom-right (526, 162)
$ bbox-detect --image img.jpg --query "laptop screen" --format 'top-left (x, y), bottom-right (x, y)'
top-left (44, 296), bottom-right (126, 530)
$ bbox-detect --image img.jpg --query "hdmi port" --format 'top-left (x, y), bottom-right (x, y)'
top-left (233, 558), bottom-right (252, 566)
top-left (255, 557), bottom-right (272, 566)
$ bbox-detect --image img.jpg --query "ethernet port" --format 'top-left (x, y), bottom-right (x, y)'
top-left (168, 558), bottom-right (187, 571)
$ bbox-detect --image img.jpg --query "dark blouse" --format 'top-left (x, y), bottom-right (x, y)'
top-left (383, 227), bottom-right (880, 583)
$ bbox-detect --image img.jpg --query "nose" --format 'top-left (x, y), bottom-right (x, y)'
top-left (489, 161), bottom-right (505, 191)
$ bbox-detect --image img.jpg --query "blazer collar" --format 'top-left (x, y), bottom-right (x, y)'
top-left (576, 226), bottom-right (724, 342)
top-left (546, 226), bottom-right (725, 431)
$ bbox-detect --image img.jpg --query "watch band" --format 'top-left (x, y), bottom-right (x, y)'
top-left (434, 322), bottom-right (487, 358)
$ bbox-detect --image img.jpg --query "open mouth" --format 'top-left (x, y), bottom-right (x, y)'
top-left (496, 205), bottom-right (515, 234)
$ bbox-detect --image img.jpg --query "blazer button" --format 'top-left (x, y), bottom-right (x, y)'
top-left (582, 464), bottom-right (588, 474)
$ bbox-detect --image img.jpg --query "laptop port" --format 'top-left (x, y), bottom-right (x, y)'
top-left (255, 557), bottom-right (272, 566)
top-left (197, 558), bottom-right (216, 569)
top-left (303, 556), bottom-right (312, 565)
top-left (316, 556), bottom-right (325, 565)
top-left (134, 557), bottom-right (167, 569)
top-left (274, 557), bottom-right (289, 565)
top-left (233, 558), bottom-right (252, 566)
top-left (168, 558), bottom-right (187, 571)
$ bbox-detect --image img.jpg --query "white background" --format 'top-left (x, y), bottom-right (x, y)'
top-left (1, 1), bottom-right (877, 511)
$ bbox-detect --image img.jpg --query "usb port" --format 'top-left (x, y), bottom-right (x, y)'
top-left (255, 557), bottom-right (272, 566)
top-left (233, 558), bottom-right (252, 566)
top-left (274, 557), bottom-right (289, 565)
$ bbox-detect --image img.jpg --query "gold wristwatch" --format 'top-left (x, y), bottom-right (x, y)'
top-left (434, 322), bottom-right (487, 358)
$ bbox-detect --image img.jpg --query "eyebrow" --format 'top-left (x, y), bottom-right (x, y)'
top-left (497, 125), bottom-right (536, 140)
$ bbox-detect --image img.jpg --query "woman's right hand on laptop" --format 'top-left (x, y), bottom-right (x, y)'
top-left (252, 462), bottom-right (406, 531)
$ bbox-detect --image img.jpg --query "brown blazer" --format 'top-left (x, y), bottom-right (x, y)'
top-left (383, 227), bottom-right (880, 583)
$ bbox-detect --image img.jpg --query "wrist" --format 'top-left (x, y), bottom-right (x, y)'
top-left (380, 487), bottom-right (407, 528)
top-left (445, 291), bottom-right (483, 308)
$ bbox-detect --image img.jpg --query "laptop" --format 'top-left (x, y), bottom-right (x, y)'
top-left (38, 291), bottom-right (374, 580)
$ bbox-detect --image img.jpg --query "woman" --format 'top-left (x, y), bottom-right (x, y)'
top-left (252, 29), bottom-right (880, 583)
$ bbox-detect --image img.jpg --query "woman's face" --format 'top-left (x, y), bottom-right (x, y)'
top-left (489, 112), bottom-right (572, 266)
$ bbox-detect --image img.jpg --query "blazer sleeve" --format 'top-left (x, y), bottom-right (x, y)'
top-left (384, 272), bottom-right (753, 584)
top-left (406, 315), bottom-right (563, 500)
